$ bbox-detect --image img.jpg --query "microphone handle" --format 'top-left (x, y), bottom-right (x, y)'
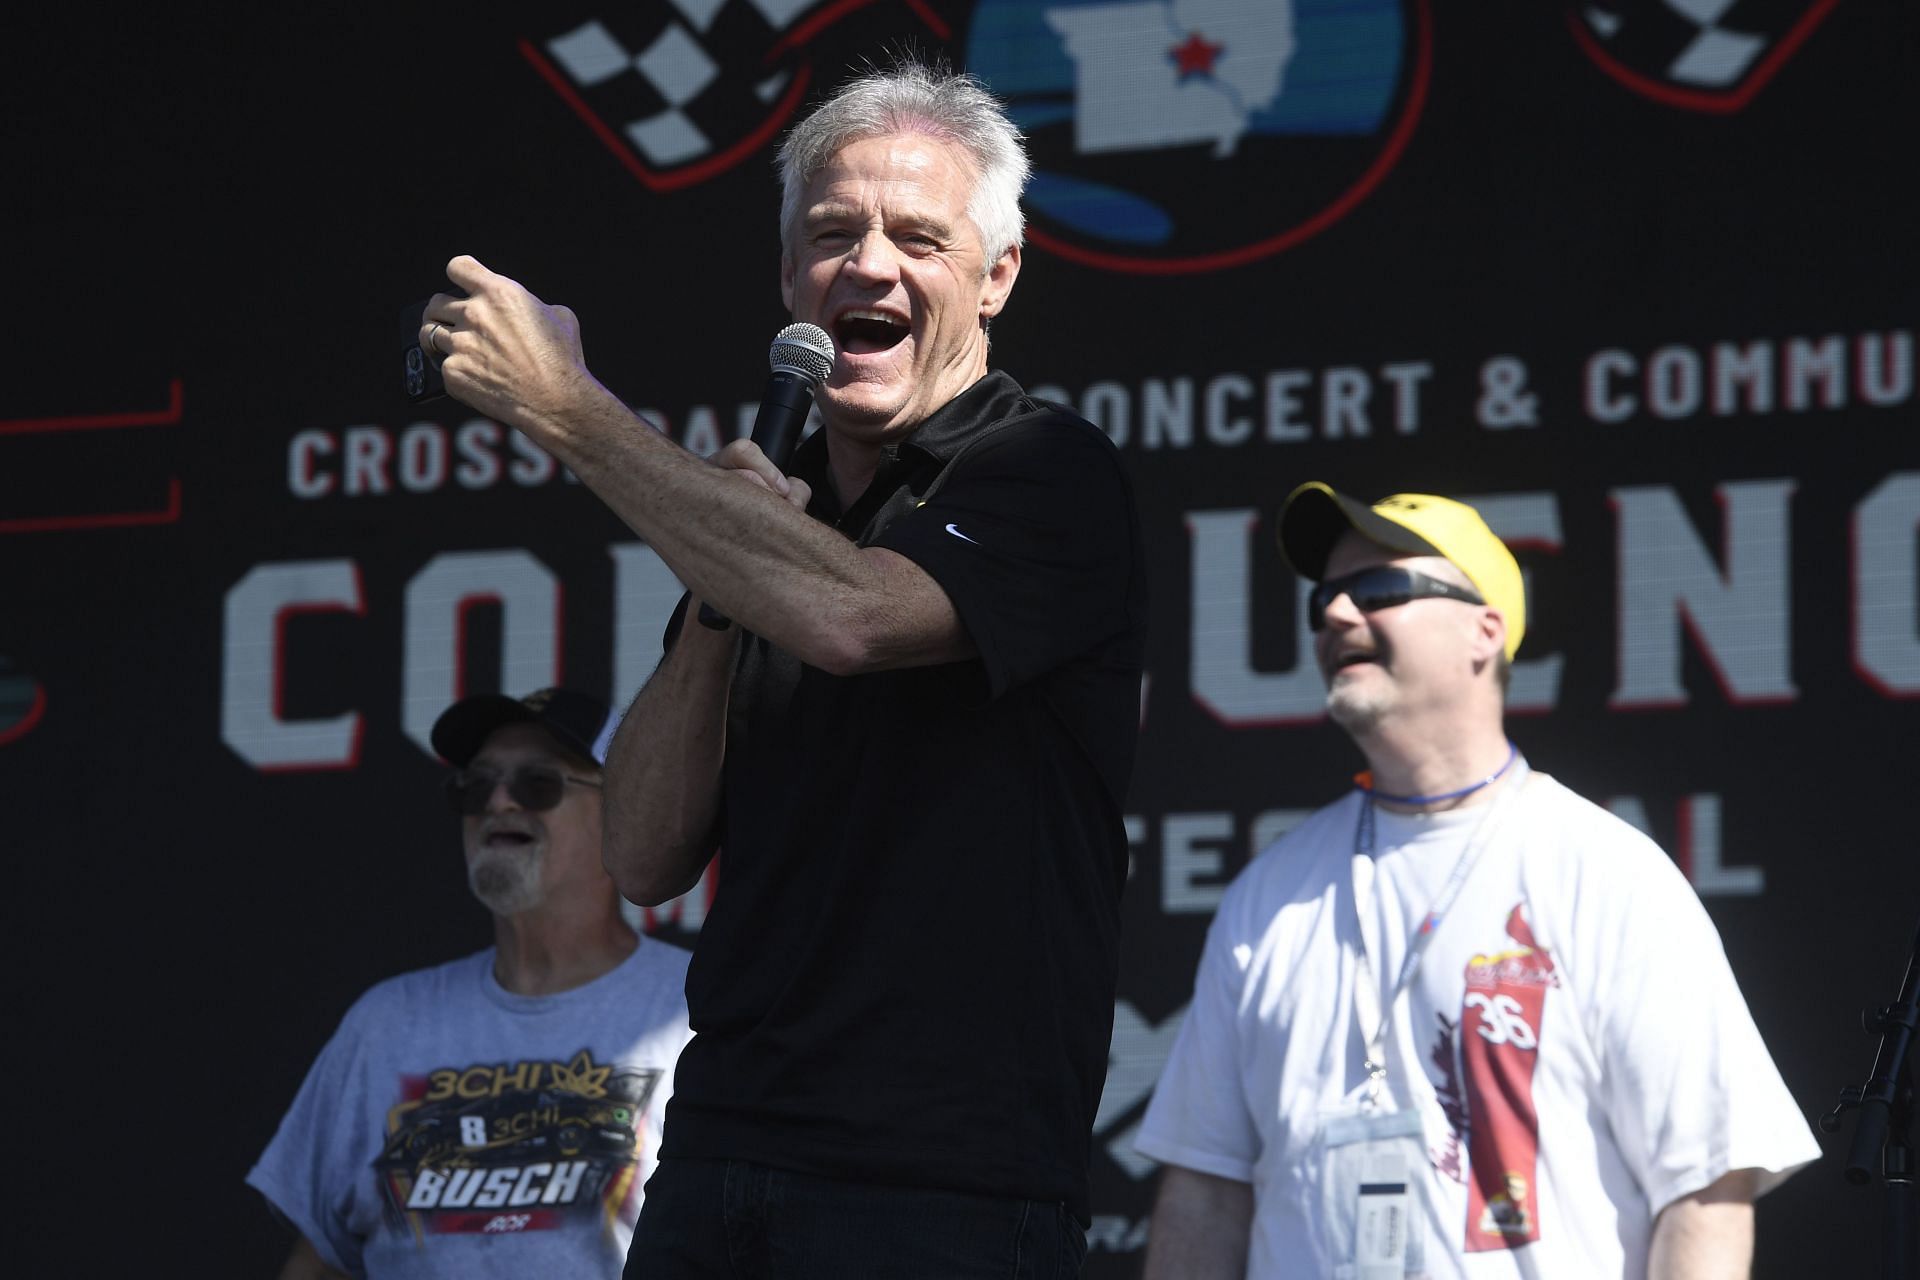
top-left (698, 370), bottom-right (816, 631)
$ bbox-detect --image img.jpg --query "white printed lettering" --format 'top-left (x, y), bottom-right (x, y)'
top-left (1611, 481), bottom-right (1797, 707)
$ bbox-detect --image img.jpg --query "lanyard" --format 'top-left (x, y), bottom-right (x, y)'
top-left (1349, 757), bottom-right (1531, 1096)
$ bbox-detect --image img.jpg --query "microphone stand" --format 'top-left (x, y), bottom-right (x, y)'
top-left (1823, 917), bottom-right (1918, 1280)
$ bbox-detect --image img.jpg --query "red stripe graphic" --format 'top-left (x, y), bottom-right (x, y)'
top-left (0, 380), bottom-right (187, 533)
top-left (0, 476), bottom-right (183, 534)
top-left (0, 378), bottom-right (184, 436)
top-left (1459, 904), bottom-right (1555, 1252)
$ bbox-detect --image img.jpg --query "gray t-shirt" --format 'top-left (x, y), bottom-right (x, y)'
top-left (249, 939), bottom-right (692, 1277)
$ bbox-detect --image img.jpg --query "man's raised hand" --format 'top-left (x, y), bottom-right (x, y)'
top-left (419, 255), bottom-right (596, 435)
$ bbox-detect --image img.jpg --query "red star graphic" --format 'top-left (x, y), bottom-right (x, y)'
top-left (1168, 31), bottom-right (1224, 80)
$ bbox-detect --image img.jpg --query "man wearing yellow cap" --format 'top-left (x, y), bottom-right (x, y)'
top-left (1135, 485), bottom-right (1817, 1279)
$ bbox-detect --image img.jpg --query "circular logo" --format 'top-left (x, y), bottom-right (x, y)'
top-left (967, 0), bottom-right (1431, 274)
top-left (0, 656), bottom-right (46, 746)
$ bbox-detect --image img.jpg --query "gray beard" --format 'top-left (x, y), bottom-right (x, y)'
top-left (468, 846), bottom-right (545, 917)
top-left (1326, 686), bottom-right (1386, 736)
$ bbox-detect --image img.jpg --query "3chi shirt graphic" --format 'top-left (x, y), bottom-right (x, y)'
top-left (375, 1049), bottom-right (661, 1238)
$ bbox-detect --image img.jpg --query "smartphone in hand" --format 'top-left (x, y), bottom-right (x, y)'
top-left (399, 297), bottom-right (446, 403)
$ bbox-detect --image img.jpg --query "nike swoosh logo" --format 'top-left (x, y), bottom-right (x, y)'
top-left (944, 523), bottom-right (980, 545)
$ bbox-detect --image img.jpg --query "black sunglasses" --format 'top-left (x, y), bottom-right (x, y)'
top-left (1308, 566), bottom-right (1485, 631)
top-left (444, 765), bottom-right (602, 816)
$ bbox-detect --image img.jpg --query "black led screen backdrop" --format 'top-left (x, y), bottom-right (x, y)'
top-left (5, 1), bottom-right (1914, 1273)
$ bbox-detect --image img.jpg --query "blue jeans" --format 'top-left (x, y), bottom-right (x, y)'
top-left (624, 1158), bottom-right (1088, 1279)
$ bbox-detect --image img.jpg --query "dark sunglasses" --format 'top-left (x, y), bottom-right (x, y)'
top-left (1308, 566), bottom-right (1485, 631)
top-left (444, 765), bottom-right (602, 816)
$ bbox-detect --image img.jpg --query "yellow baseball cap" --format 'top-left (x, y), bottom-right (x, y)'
top-left (1278, 482), bottom-right (1526, 660)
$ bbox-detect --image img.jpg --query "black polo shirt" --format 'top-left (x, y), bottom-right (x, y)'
top-left (658, 371), bottom-right (1148, 1223)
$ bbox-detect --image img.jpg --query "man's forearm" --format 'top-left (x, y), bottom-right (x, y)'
top-left (537, 383), bottom-right (860, 644)
top-left (1143, 1166), bottom-right (1253, 1280)
top-left (533, 381), bottom-right (974, 675)
top-left (602, 616), bottom-right (737, 906)
top-left (431, 258), bottom-right (967, 672)
top-left (1647, 1168), bottom-right (1758, 1280)
top-left (522, 380), bottom-right (907, 670)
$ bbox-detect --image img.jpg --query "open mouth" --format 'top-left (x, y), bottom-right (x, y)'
top-left (484, 829), bottom-right (537, 849)
top-left (833, 309), bottom-right (910, 356)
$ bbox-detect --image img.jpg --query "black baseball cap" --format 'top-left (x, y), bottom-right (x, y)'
top-left (429, 688), bottom-right (612, 768)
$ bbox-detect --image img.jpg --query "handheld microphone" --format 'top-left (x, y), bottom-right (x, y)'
top-left (697, 323), bottom-right (836, 631)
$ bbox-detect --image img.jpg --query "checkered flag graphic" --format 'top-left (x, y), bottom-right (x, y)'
top-left (1578, 0), bottom-right (1822, 93)
top-left (539, 0), bottom-right (819, 171)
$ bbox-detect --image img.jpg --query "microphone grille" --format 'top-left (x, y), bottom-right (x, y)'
top-left (769, 322), bottom-right (835, 386)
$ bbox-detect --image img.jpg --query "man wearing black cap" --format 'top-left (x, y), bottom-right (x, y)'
top-left (248, 689), bottom-right (693, 1279)
top-left (1136, 485), bottom-right (1816, 1279)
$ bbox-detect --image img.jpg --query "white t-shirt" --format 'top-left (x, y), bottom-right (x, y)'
top-left (1136, 774), bottom-right (1818, 1279)
top-left (249, 938), bottom-right (693, 1278)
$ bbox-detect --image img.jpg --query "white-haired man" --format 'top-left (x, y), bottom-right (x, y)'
top-left (248, 688), bottom-right (693, 1278)
top-left (419, 63), bottom-right (1146, 1276)
top-left (1136, 485), bottom-right (1817, 1279)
